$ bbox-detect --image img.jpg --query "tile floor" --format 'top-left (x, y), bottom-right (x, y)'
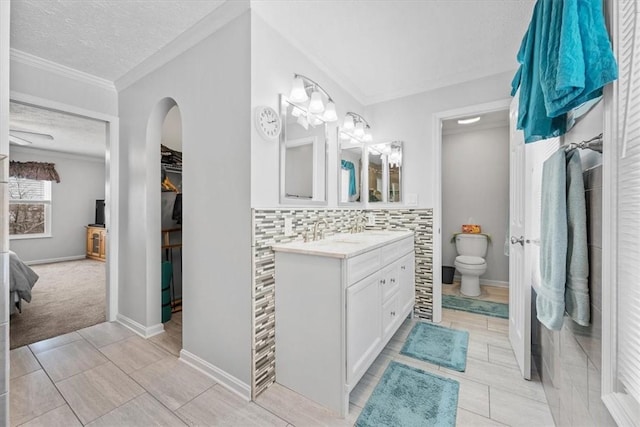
top-left (9, 306), bottom-right (554, 426)
top-left (443, 281), bottom-right (510, 305)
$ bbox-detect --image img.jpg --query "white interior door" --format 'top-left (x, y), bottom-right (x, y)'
top-left (508, 95), bottom-right (531, 379)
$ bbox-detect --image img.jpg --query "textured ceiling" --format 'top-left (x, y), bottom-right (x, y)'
top-left (10, 0), bottom-right (226, 81)
top-left (10, 102), bottom-right (107, 158)
top-left (253, 0), bottom-right (535, 105)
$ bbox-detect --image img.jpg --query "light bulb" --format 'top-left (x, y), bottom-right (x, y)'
top-left (309, 91), bottom-right (324, 114)
top-left (323, 101), bottom-right (337, 122)
top-left (350, 138), bottom-right (358, 145)
top-left (343, 115), bottom-right (355, 130)
top-left (363, 132), bottom-right (373, 142)
top-left (290, 76), bottom-right (308, 103)
top-left (291, 107), bottom-right (302, 118)
top-left (340, 131), bottom-right (350, 140)
top-left (354, 122), bottom-right (365, 137)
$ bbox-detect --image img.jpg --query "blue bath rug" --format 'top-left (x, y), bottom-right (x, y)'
top-left (442, 294), bottom-right (509, 319)
top-left (401, 322), bottom-right (469, 372)
top-left (355, 361), bottom-right (459, 427)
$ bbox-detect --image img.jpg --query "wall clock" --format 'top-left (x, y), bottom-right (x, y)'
top-left (255, 106), bottom-right (282, 141)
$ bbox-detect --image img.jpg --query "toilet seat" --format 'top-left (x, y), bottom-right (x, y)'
top-left (455, 255), bottom-right (485, 266)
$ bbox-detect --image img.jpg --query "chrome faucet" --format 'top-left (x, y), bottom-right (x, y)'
top-left (350, 213), bottom-right (367, 234)
top-left (313, 218), bottom-right (329, 241)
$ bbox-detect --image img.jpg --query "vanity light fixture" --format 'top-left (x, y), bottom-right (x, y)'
top-left (457, 116), bottom-right (481, 125)
top-left (340, 112), bottom-right (372, 144)
top-left (288, 73), bottom-right (338, 123)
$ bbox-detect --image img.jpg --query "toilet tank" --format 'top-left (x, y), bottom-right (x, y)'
top-left (455, 234), bottom-right (488, 257)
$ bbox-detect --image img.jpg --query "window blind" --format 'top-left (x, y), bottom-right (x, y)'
top-left (616, 0), bottom-right (640, 407)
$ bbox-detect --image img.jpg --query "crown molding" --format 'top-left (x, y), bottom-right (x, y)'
top-left (10, 48), bottom-right (116, 92)
top-left (115, 0), bottom-right (249, 91)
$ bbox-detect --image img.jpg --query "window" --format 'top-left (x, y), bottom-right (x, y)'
top-left (8, 177), bottom-right (52, 238)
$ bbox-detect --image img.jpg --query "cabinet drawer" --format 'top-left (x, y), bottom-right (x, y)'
top-left (382, 293), bottom-right (400, 340)
top-left (380, 236), bottom-right (414, 265)
top-left (347, 249), bottom-right (381, 285)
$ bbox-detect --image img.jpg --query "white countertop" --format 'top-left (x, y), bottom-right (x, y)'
top-left (271, 230), bottom-right (414, 259)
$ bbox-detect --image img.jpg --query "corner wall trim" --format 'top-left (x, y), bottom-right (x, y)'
top-left (116, 314), bottom-right (164, 338)
top-left (180, 349), bottom-right (251, 401)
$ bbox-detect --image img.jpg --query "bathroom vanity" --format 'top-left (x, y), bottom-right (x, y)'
top-left (272, 230), bottom-right (415, 416)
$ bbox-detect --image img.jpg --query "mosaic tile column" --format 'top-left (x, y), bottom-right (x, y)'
top-left (251, 208), bottom-right (433, 399)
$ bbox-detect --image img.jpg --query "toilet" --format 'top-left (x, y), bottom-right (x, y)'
top-left (454, 234), bottom-right (488, 297)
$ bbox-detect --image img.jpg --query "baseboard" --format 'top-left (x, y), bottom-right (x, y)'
top-left (452, 275), bottom-right (510, 288)
top-left (116, 314), bottom-right (164, 338)
top-left (25, 255), bottom-right (87, 266)
top-left (180, 349), bottom-right (251, 401)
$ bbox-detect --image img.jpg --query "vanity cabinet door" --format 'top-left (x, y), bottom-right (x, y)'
top-left (382, 293), bottom-right (400, 340)
top-left (346, 274), bottom-right (382, 386)
top-left (398, 252), bottom-right (415, 314)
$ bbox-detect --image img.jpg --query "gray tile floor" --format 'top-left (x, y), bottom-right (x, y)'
top-left (9, 305), bottom-right (555, 426)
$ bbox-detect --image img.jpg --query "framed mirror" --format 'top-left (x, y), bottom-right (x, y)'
top-left (366, 141), bottom-right (403, 203)
top-left (338, 133), bottom-right (363, 205)
top-left (279, 95), bottom-right (328, 204)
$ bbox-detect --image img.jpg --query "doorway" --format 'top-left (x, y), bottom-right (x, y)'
top-left (440, 110), bottom-right (510, 309)
top-left (8, 92), bottom-right (120, 329)
top-left (8, 100), bottom-right (111, 348)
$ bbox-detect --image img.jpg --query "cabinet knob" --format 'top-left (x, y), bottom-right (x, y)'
top-left (390, 278), bottom-right (396, 283)
top-left (401, 266), bottom-right (406, 270)
top-left (391, 311), bottom-right (396, 316)
top-left (380, 279), bottom-right (386, 284)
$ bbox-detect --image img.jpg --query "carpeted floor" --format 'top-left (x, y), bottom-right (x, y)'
top-left (9, 259), bottom-right (106, 349)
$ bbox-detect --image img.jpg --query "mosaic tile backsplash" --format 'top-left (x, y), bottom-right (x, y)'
top-left (251, 208), bottom-right (433, 398)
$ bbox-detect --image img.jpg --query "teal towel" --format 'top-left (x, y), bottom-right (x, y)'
top-left (341, 160), bottom-right (357, 196)
top-left (537, 150), bottom-right (567, 331)
top-left (565, 151), bottom-right (590, 326)
top-left (512, 0), bottom-right (617, 143)
top-left (511, 1), bottom-right (567, 143)
top-left (540, 0), bottom-right (618, 117)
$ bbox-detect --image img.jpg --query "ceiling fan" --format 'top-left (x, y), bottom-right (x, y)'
top-left (9, 129), bottom-right (54, 146)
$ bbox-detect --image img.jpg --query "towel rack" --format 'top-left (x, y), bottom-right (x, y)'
top-left (564, 133), bottom-right (603, 153)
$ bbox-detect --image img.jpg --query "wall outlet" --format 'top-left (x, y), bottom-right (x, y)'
top-left (406, 193), bottom-right (418, 206)
top-left (284, 217), bottom-right (294, 236)
top-left (367, 212), bottom-right (376, 226)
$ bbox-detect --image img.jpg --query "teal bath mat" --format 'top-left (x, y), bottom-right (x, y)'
top-left (442, 294), bottom-right (509, 319)
top-left (356, 361), bottom-right (459, 427)
top-left (401, 322), bottom-right (469, 371)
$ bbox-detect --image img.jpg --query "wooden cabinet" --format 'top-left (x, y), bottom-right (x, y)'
top-left (274, 233), bottom-right (415, 416)
top-left (86, 226), bottom-right (106, 261)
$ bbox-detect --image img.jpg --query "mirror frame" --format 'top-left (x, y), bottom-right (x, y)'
top-left (279, 94), bottom-right (328, 205)
top-left (337, 127), bottom-right (364, 206)
top-left (364, 141), bottom-right (403, 205)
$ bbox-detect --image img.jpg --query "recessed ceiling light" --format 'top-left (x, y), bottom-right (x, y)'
top-left (457, 116), bottom-right (481, 125)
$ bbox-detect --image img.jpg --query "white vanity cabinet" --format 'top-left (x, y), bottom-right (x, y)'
top-left (273, 231), bottom-right (415, 417)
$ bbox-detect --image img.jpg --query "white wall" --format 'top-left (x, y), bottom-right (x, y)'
top-left (118, 10), bottom-right (252, 389)
top-left (365, 71), bottom-right (515, 208)
top-left (250, 13), bottom-right (365, 208)
top-left (9, 147), bottom-right (105, 263)
top-left (442, 125), bottom-right (509, 282)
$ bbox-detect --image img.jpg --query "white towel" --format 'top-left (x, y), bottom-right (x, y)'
top-left (537, 150), bottom-right (567, 331)
top-left (564, 150), bottom-right (590, 326)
